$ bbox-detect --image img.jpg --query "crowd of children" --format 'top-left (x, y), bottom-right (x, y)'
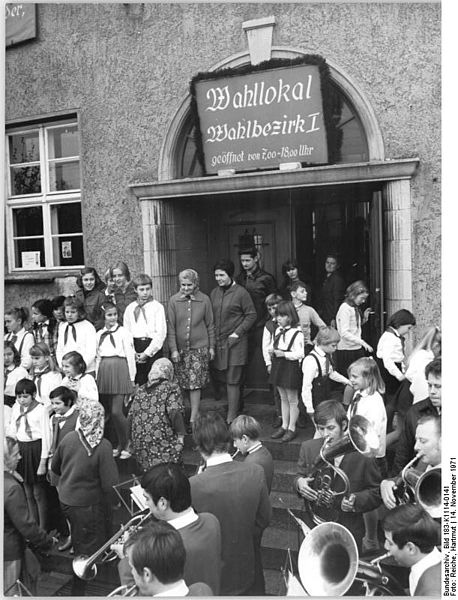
top-left (3, 256), bottom-right (441, 589)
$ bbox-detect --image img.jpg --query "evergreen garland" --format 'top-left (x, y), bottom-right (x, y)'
top-left (189, 54), bottom-right (343, 175)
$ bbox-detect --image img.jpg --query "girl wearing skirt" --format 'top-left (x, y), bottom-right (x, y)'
top-left (268, 301), bottom-right (304, 443)
top-left (96, 301), bottom-right (136, 459)
top-left (6, 378), bottom-right (51, 530)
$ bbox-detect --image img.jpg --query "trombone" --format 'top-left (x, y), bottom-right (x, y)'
top-left (73, 509), bottom-right (151, 580)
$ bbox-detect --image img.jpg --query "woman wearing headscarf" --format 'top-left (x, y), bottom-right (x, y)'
top-left (128, 358), bottom-right (186, 472)
top-left (51, 400), bottom-right (118, 595)
top-left (4, 436), bottom-right (56, 596)
top-left (167, 268), bottom-right (215, 431)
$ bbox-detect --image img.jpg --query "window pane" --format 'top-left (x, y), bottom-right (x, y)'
top-left (48, 161), bottom-right (80, 191)
top-left (52, 235), bottom-right (84, 266)
top-left (50, 203), bottom-right (82, 234)
top-left (10, 166), bottom-right (41, 195)
top-left (47, 125), bottom-right (79, 159)
top-left (14, 238), bottom-right (45, 268)
top-left (13, 206), bottom-right (44, 237)
top-left (9, 131), bottom-right (40, 164)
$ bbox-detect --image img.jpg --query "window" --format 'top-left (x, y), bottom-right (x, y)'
top-left (6, 119), bottom-right (84, 270)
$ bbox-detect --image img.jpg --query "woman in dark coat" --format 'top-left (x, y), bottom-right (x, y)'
top-left (210, 259), bottom-right (257, 424)
top-left (74, 267), bottom-right (106, 331)
top-left (4, 436), bottom-right (55, 596)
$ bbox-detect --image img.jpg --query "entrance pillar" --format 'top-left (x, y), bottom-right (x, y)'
top-left (383, 179), bottom-right (413, 320)
top-left (141, 199), bottom-right (177, 304)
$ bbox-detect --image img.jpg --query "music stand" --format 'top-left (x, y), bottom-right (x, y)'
top-left (4, 579), bottom-right (33, 596)
top-left (113, 475), bottom-right (142, 517)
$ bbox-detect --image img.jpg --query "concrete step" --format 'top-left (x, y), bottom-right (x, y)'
top-left (261, 525), bottom-right (301, 570)
top-left (270, 490), bottom-right (307, 528)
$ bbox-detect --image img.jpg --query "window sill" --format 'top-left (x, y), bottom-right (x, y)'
top-left (5, 270), bottom-right (80, 283)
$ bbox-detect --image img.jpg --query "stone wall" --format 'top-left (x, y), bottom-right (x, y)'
top-left (5, 3), bottom-right (441, 329)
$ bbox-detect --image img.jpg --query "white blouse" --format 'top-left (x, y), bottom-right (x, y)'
top-left (7, 401), bottom-right (51, 459)
top-left (56, 320), bottom-right (97, 372)
top-left (336, 303), bottom-right (363, 350)
top-left (4, 329), bottom-right (35, 371)
top-left (4, 365), bottom-right (30, 397)
top-left (96, 325), bottom-right (136, 382)
top-left (61, 373), bottom-right (99, 403)
top-left (267, 326), bottom-right (304, 361)
top-left (34, 370), bottom-right (63, 412)
top-left (376, 329), bottom-right (405, 380)
top-left (405, 349), bottom-right (434, 403)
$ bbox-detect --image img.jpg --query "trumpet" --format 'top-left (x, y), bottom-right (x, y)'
top-left (393, 453), bottom-right (442, 518)
top-left (306, 414), bottom-right (380, 525)
top-left (73, 509), bottom-right (151, 580)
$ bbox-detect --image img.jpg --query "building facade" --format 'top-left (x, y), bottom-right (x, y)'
top-left (5, 3), bottom-right (440, 382)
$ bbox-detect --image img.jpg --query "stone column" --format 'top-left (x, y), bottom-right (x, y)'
top-left (383, 179), bottom-right (413, 348)
top-left (141, 199), bottom-right (177, 304)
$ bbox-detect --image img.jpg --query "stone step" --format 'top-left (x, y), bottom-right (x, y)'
top-left (270, 490), bottom-right (307, 528)
top-left (260, 525), bottom-right (301, 570)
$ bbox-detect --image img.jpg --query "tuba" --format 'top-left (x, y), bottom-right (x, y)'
top-left (293, 515), bottom-right (405, 596)
top-left (306, 414), bottom-right (380, 525)
top-left (73, 509), bottom-right (151, 580)
top-left (393, 453), bottom-right (442, 518)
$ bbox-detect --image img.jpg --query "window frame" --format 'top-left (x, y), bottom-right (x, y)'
top-left (5, 118), bottom-right (84, 272)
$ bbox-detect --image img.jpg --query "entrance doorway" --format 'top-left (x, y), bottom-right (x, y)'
top-left (171, 182), bottom-right (384, 389)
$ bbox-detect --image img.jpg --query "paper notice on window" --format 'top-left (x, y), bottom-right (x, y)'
top-left (61, 241), bottom-right (72, 258)
top-left (21, 251), bottom-right (40, 269)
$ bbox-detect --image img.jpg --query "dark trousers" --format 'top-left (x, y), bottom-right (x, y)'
top-left (247, 532), bottom-right (265, 595)
top-left (134, 338), bottom-right (162, 386)
top-left (46, 482), bottom-right (69, 536)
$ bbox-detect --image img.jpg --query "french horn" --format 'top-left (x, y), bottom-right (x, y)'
top-left (306, 414), bottom-right (380, 525)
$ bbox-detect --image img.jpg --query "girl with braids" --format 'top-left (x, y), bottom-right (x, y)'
top-left (31, 299), bottom-right (58, 357)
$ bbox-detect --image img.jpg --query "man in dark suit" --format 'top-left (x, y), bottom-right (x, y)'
top-left (391, 359), bottom-right (441, 475)
top-left (229, 414), bottom-right (274, 595)
top-left (124, 521), bottom-right (213, 597)
top-left (118, 463), bottom-right (222, 595)
top-left (294, 400), bottom-right (382, 551)
top-left (382, 504), bottom-right (441, 596)
top-left (190, 411), bottom-right (272, 596)
top-left (230, 414), bottom-right (274, 492)
top-left (318, 254), bottom-right (346, 326)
